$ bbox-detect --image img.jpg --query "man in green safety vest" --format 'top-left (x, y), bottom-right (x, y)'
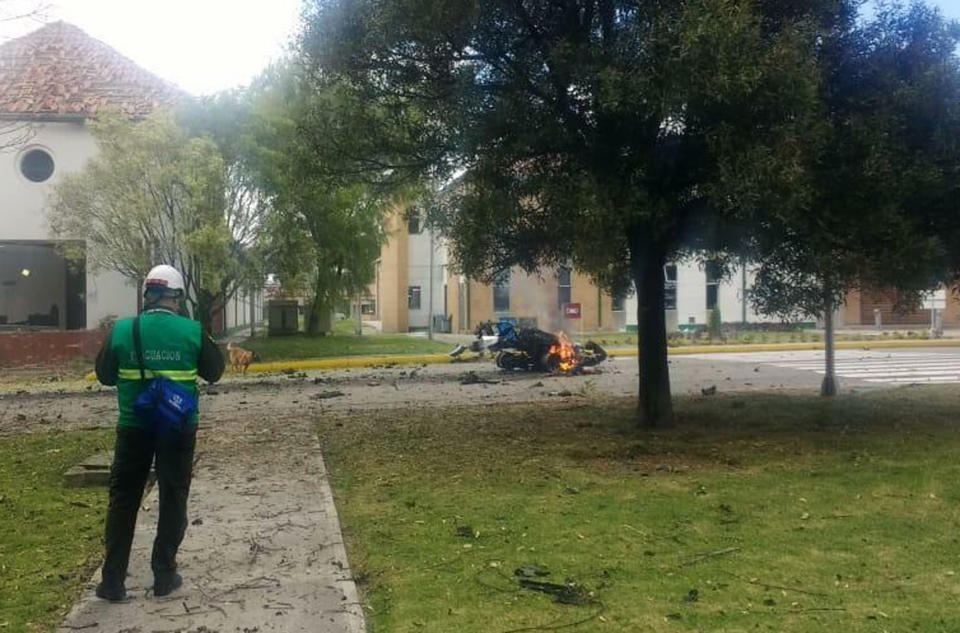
top-left (93, 264), bottom-right (224, 601)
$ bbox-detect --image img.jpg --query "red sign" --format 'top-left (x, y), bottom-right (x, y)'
top-left (563, 302), bottom-right (582, 319)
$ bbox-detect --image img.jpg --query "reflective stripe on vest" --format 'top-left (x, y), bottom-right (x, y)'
top-left (117, 369), bottom-right (198, 382)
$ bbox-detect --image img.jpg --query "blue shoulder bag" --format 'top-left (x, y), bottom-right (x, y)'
top-left (132, 316), bottom-right (198, 434)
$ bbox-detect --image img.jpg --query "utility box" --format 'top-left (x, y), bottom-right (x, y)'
top-left (268, 300), bottom-right (300, 336)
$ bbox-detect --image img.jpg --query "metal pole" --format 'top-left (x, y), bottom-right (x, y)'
top-left (428, 229), bottom-right (435, 340)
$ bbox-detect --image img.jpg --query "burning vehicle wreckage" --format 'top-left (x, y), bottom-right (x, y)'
top-left (449, 320), bottom-right (608, 374)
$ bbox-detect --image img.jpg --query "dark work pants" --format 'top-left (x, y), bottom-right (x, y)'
top-left (101, 426), bottom-right (196, 587)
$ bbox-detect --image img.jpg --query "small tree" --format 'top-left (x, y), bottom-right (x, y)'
top-left (48, 110), bottom-right (252, 333)
top-left (750, 1), bottom-right (960, 396)
top-left (250, 64), bottom-right (387, 335)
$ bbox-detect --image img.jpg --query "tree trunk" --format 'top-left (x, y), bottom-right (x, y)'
top-left (196, 291), bottom-right (216, 337)
top-left (356, 291), bottom-right (363, 336)
top-left (632, 250), bottom-right (674, 428)
top-left (307, 285), bottom-right (326, 336)
top-left (821, 290), bottom-right (837, 397)
top-left (250, 291), bottom-right (256, 339)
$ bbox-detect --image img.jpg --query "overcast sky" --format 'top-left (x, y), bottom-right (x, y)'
top-left (2, 0), bottom-right (303, 95)
top-left (2, 0), bottom-right (959, 97)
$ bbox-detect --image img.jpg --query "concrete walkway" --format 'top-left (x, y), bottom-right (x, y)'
top-left (58, 416), bottom-right (365, 633)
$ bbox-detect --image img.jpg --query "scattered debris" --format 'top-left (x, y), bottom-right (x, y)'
top-left (458, 371), bottom-right (498, 385)
top-left (455, 525), bottom-right (474, 538)
top-left (701, 385), bottom-right (717, 396)
top-left (684, 589), bottom-right (699, 603)
top-left (515, 565), bottom-right (550, 578)
top-left (565, 487), bottom-right (581, 495)
top-left (517, 578), bottom-right (592, 605)
top-left (311, 391), bottom-right (346, 400)
top-left (191, 518), bottom-right (203, 526)
top-left (529, 381), bottom-right (545, 389)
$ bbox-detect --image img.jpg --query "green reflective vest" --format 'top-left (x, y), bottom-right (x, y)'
top-left (111, 310), bottom-right (203, 429)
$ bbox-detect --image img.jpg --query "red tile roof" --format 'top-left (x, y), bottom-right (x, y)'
top-left (0, 21), bottom-right (185, 119)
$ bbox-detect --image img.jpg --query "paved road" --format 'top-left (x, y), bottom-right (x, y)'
top-left (10, 348), bottom-right (960, 439)
top-left (683, 347), bottom-right (960, 387)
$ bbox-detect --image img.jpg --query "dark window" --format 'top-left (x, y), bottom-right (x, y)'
top-left (706, 285), bottom-right (719, 311)
top-left (558, 266), bottom-right (572, 308)
top-left (361, 301), bottom-right (376, 315)
top-left (664, 264), bottom-right (678, 310)
top-left (408, 286), bottom-right (421, 310)
top-left (407, 213), bottom-right (422, 234)
top-left (705, 262), bottom-right (721, 311)
top-left (493, 271), bottom-right (510, 312)
top-left (20, 149), bottom-right (54, 183)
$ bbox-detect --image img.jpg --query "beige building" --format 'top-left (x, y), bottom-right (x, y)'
top-left (365, 208), bottom-right (626, 334)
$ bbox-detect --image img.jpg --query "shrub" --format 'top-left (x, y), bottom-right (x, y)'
top-left (709, 308), bottom-right (722, 340)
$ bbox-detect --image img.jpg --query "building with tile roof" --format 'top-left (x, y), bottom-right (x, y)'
top-left (0, 22), bottom-right (183, 333)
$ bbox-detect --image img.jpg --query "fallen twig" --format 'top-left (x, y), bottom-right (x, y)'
top-left (679, 547), bottom-right (741, 567)
top-left (60, 624), bottom-right (98, 631)
top-left (724, 572), bottom-right (828, 597)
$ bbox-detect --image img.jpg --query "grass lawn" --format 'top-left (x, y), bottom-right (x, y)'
top-left (242, 320), bottom-right (449, 362)
top-left (0, 430), bottom-right (112, 632)
top-left (317, 388), bottom-right (960, 633)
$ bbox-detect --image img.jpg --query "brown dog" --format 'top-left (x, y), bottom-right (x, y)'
top-left (226, 342), bottom-right (256, 375)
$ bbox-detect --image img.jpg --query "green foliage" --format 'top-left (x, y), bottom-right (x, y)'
top-left (302, 0), bottom-right (828, 426)
top-left (749, 2), bottom-right (960, 322)
top-left (319, 389), bottom-right (960, 632)
top-left (248, 64), bottom-right (390, 334)
top-left (48, 110), bottom-right (264, 331)
top-left (0, 431), bottom-right (112, 632)
top-left (708, 308), bottom-right (723, 340)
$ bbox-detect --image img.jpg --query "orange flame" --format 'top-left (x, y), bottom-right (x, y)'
top-left (549, 331), bottom-right (578, 373)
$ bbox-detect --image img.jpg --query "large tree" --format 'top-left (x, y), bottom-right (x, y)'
top-left (750, 1), bottom-right (960, 396)
top-left (249, 64), bottom-right (387, 335)
top-left (48, 110), bottom-right (256, 333)
top-left (302, 0), bottom-right (824, 426)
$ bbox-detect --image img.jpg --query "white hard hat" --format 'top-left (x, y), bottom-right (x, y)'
top-left (144, 264), bottom-right (185, 295)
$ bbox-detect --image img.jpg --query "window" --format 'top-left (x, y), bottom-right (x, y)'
top-left (705, 262), bottom-right (721, 311)
top-left (361, 301), bottom-right (376, 315)
top-left (612, 293), bottom-right (625, 312)
top-left (493, 270), bottom-right (510, 312)
top-left (408, 286), bottom-right (422, 310)
top-left (557, 266), bottom-right (572, 308)
top-left (664, 264), bottom-right (678, 310)
top-left (20, 148), bottom-right (54, 183)
top-left (407, 213), bottom-right (422, 235)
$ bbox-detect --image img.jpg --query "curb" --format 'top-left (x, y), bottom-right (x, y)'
top-left (82, 338), bottom-right (960, 380)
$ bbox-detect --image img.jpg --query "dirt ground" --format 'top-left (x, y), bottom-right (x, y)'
top-left (0, 355), bottom-right (836, 437)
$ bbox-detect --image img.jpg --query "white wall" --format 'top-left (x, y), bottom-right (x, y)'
top-left (0, 120), bottom-right (138, 327)
top-left (625, 261), bottom-right (777, 331)
top-left (406, 229), bottom-right (445, 329)
top-left (223, 289), bottom-right (262, 332)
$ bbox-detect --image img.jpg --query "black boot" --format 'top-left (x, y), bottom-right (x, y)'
top-left (153, 573), bottom-right (183, 597)
top-left (95, 581), bottom-right (127, 602)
